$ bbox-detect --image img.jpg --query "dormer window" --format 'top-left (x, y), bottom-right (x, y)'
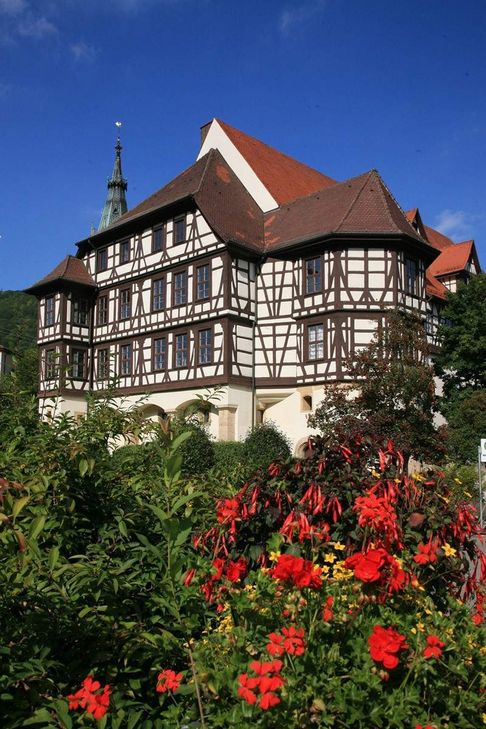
top-left (174, 215), bottom-right (186, 245)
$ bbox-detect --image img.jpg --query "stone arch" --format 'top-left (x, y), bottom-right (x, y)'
top-left (294, 436), bottom-right (311, 459)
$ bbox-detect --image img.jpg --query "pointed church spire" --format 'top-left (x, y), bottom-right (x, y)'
top-left (98, 125), bottom-right (128, 230)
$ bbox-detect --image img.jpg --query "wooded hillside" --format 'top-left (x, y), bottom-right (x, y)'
top-left (0, 290), bottom-right (37, 352)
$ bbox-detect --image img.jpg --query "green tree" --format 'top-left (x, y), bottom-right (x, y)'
top-left (442, 389), bottom-right (486, 463)
top-left (308, 309), bottom-right (443, 462)
top-left (0, 290), bottom-right (37, 352)
top-left (435, 273), bottom-right (486, 396)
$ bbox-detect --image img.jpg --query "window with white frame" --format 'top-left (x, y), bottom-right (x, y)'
top-left (175, 333), bottom-right (188, 368)
top-left (45, 296), bottom-right (55, 326)
top-left (173, 271), bottom-right (187, 306)
top-left (198, 328), bottom-right (212, 364)
top-left (71, 349), bottom-right (86, 379)
top-left (153, 337), bottom-right (166, 371)
top-left (305, 257), bottom-right (321, 295)
top-left (120, 343), bottom-right (132, 375)
top-left (152, 278), bottom-right (165, 311)
top-left (308, 323), bottom-right (324, 360)
top-left (119, 288), bottom-right (131, 320)
top-left (196, 264), bottom-right (210, 300)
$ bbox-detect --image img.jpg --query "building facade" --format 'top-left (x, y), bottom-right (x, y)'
top-left (26, 120), bottom-right (481, 451)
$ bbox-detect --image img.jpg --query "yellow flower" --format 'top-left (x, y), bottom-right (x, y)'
top-left (332, 561), bottom-right (353, 581)
top-left (454, 477), bottom-right (462, 485)
top-left (482, 712), bottom-right (486, 724)
top-left (464, 491), bottom-right (472, 498)
top-left (417, 622), bottom-right (425, 632)
top-left (410, 627), bottom-right (417, 635)
top-left (371, 469), bottom-right (380, 478)
top-left (324, 553), bottom-right (336, 564)
top-left (424, 608), bottom-right (432, 615)
top-left (333, 542), bottom-right (346, 551)
top-left (269, 551), bottom-right (281, 563)
top-left (443, 542), bottom-right (457, 557)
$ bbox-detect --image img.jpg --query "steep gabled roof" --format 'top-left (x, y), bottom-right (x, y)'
top-left (264, 170), bottom-right (430, 252)
top-left (428, 240), bottom-right (475, 277)
top-left (25, 255), bottom-right (95, 294)
top-left (215, 119), bottom-right (336, 205)
top-left (82, 149), bottom-right (264, 251)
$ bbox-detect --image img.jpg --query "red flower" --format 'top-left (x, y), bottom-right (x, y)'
top-left (216, 498), bottom-right (239, 523)
top-left (282, 626), bottom-right (305, 655)
top-left (345, 548), bottom-right (387, 582)
top-left (211, 557), bottom-right (225, 581)
top-left (249, 659), bottom-right (282, 675)
top-left (267, 632), bottom-right (285, 657)
top-left (259, 691), bottom-right (281, 710)
top-left (416, 725), bottom-right (435, 729)
top-left (413, 540), bottom-right (439, 565)
top-left (156, 669), bottom-right (183, 693)
top-left (226, 557), bottom-right (247, 583)
top-left (423, 635), bottom-right (445, 659)
top-left (237, 673), bottom-right (259, 704)
top-left (368, 625), bottom-right (408, 669)
top-left (270, 553), bottom-right (322, 589)
top-left (354, 492), bottom-right (400, 545)
top-left (67, 676), bottom-right (111, 720)
top-left (183, 567), bottom-right (196, 587)
top-left (322, 596), bottom-right (334, 622)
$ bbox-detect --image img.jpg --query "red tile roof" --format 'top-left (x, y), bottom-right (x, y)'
top-left (25, 255), bottom-right (95, 294)
top-left (425, 271), bottom-right (448, 300)
top-left (423, 224), bottom-right (454, 251)
top-left (88, 149), bottom-right (264, 251)
top-left (428, 240), bottom-right (474, 277)
top-left (215, 119), bottom-right (337, 205)
top-left (264, 170), bottom-right (428, 251)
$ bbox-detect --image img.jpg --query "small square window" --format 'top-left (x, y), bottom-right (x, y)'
top-left (120, 239), bottom-right (130, 264)
top-left (153, 226), bottom-right (165, 253)
top-left (198, 328), bottom-right (212, 364)
top-left (119, 289), bottom-right (131, 320)
top-left (97, 248), bottom-right (108, 272)
top-left (196, 264), bottom-right (210, 300)
top-left (308, 324), bottom-right (324, 360)
top-left (175, 333), bottom-right (188, 368)
top-left (153, 337), bottom-right (166, 371)
top-left (174, 215), bottom-right (186, 244)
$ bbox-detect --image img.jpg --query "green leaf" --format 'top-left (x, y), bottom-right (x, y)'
top-left (12, 495), bottom-right (30, 518)
top-left (170, 430), bottom-right (192, 452)
top-left (48, 546), bottom-right (59, 570)
top-left (174, 519), bottom-right (192, 547)
top-left (79, 458), bottom-right (88, 477)
top-left (52, 700), bottom-right (72, 729)
top-left (118, 519), bottom-right (128, 537)
top-left (127, 711), bottom-right (143, 729)
top-left (29, 514), bottom-right (46, 540)
top-left (23, 708), bottom-right (56, 725)
top-left (171, 491), bottom-right (202, 514)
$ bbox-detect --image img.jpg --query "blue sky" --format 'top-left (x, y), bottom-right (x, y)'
top-left (0, 0), bottom-right (485, 290)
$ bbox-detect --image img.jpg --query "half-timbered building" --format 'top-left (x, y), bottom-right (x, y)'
top-left (26, 119), bottom-right (482, 450)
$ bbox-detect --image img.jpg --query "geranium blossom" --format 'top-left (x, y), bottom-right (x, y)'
top-left (413, 540), bottom-right (439, 565)
top-left (322, 596), bottom-right (334, 621)
top-left (423, 635), bottom-right (445, 659)
top-left (267, 626), bottom-right (305, 656)
top-left (156, 669), bottom-right (183, 693)
top-left (238, 659), bottom-right (284, 711)
top-left (354, 492), bottom-right (400, 545)
top-left (368, 625), bottom-right (408, 669)
top-left (270, 553), bottom-right (322, 589)
top-left (67, 676), bottom-right (111, 720)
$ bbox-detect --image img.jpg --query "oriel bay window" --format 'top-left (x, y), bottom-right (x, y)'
top-left (305, 257), bottom-right (321, 294)
top-left (71, 297), bottom-right (89, 326)
top-left (70, 349), bottom-right (87, 379)
top-left (173, 270), bottom-right (187, 306)
top-left (405, 258), bottom-right (418, 295)
top-left (153, 337), bottom-right (167, 371)
top-left (308, 323), bottom-right (324, 360)
top-left (45, 296), bottom-right (55, 326)
top-left (120, 343), bottom-right (132, 376)
top-left (119, 288), bottom-right (131, 319)
top-left (175, 332), bottom-right (188, 368)
top-left (196, 264), bottom-right (210, 300)
top-left (152, 278), bottom-right (166, 311)
top-left (198, 328), bottom-right (212, 364)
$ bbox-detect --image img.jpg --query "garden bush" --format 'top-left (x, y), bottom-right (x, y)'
top-left (0, 405), bottom-right (485, 727)
top-left (243, 421), bottom-right (292, 473)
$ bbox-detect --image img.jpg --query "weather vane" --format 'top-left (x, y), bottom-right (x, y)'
top-left (115, 121), bottom-right (122, 143)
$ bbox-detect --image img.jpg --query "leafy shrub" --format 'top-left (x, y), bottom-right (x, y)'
top-left (243, 421), bottom-right (291, 472)
top-left (171, 418), bottom-right (215, 477)
top-left (214, 441), bottom-right (246, 471)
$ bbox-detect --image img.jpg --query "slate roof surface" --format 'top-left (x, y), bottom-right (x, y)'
top-left (216, 119), bottom-right (337, 204)
top-left (26, 255), bottom-right (95, 293)
top-left (264, 170), bottom-right (426, 251)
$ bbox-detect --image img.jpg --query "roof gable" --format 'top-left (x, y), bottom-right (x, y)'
top-left (264, 170), bottom-right (428, 251)
top-left (428, 240), bottom-right (476, 277)
top-left (26, 256), bottom-right (95, 295)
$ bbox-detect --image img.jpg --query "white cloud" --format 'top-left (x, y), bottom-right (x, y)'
top-left (70, 40), bottom-right (97, 62)
top-left (434, 209), bottom-right (479, 241)
top-left (17, 14), bottom-right (57, 37)
top-left (0, 0), bottom-right (27, 15)
top-left (279, 0), bottom-right (327, 36)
